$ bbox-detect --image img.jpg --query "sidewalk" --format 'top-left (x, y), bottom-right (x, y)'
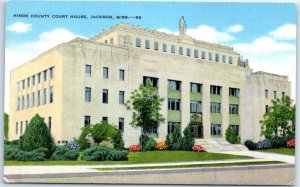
top-left (4, 151), bottom-right (295, 176)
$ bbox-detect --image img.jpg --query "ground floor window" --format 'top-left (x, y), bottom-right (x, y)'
top-left (229, 124), bottom-right (239, 136)
top-left (192, 123), bottom-right (203, 138)
top-left (168, 122), bottom-right (180, 134)
top-left (143, 126), bottom-right (158, 134)
top-left (211, 124), bottom-right (222, 137)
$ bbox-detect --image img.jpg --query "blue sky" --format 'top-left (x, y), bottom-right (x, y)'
top-left (4, 1), bottom-right (296, 112)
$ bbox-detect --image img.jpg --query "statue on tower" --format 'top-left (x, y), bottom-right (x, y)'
top-left (179, 16), bottom-right (186, 35)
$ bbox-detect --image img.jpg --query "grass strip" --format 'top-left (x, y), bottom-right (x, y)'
top-left (94, 161), bottom-right (284, 171)
top-left (257, 148), bottom-right (295, 155)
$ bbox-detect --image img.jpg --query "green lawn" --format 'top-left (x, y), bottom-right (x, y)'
top-left (4, 151), bottom-right (251, 166)
top-left (257, 148), bottom-right (295, 155)
top-left (94, 161), bottom-right (284, 171)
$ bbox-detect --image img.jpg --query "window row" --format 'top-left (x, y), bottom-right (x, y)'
top-left (16, 86), bottom-right (54, 111)
top-left (135, 38), bottom-right (234, 64)
top-left (84, 116), bottom-right (124, 132)
top-left (17, 67), bottom-right (54, 91)
top-left (85, 65), bottom-right (125, 81)
top-left (15, 117), bottom-right (52, 135)
top-left (265, 90), bottom-right (285, 100)
top-left (85, 88), bottom-right (124, 104)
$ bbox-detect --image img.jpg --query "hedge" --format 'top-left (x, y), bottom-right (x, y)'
top-left (82, 146), bottom-right (128, 161)
top-left (51, 146), bottom-right (80, 160)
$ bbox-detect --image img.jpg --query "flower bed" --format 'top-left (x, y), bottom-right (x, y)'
top-left (192, 145), bottom-right (205, 152)
top-left (128, 145), bottom-right (141, 152)
top-left (286, 138), bottom-right (295, 148)
top-left (155, 141), bottom-right (168, 150)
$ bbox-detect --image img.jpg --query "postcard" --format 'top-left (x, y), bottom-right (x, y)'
top-left (3, 1), bottom-right (296, 185)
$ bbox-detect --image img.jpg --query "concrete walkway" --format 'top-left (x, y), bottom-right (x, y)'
top-left (4, 151), bottom-right (295, 176)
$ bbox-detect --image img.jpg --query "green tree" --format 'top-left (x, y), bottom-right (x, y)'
top-left (181, 123), bottom-right (195, 150)
top-left (166, 124), bottom-right (183, 150)
top-left (19, 114), bottom-right (55, 157)
top-left (4, 113), bottom-right (8, 139)
top-left (125, 82), bottom-right (165, 146)
top-left (225, 127), bottom-right (240, 144)
top-left (260, 96), bottom-right (295, 139)
top-left (76, 125), bottom-right (92, 150)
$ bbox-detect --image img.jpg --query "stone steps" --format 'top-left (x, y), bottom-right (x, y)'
top-left (195, 138), bottom-right (249, 152)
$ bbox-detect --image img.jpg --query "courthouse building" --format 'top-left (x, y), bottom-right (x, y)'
top-left (9, 17), bottom-right (291, 147)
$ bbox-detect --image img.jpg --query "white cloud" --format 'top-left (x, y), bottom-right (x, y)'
top-left (269, 24), bottom-right (296, 40)
top-left (227, 25), bottom-right (244, 33)
top-left (5, 28), bottom-right (82, 112)
top-left (158, 25), bottom-right (234, 43)
top-left (7, 22), bottom-right (32, 33)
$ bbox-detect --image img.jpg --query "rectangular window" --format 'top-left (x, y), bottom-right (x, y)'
top-left (26, 94), bottom-right (30, 108)
top-left (48, 117), bottom-right (52, 131)
top-left (31, 92), bottom-right (35, 107)
top-left (49, 86), bottom-right (53, 103)
top-left (43, 70), bottom-right (47, 81)
top-left (119, 69), bottom-right (124, 81)
top-left (229, 88), bottom-right (240, 97)
top-left (32, 75), bottom-right (35, 85)
top-left (84, 116), bottom-right (91, 126)
top-left (119, 118), bottom-right (124, 132)
top-left (190, 101), bottom-right (202, 113)
top-left (163, 43), bottom-right (167, 52)
top-left (201, 51), bottom-right (206, 59)
top-left (102, 116), bottom-right (108, 122)
top-left (190, 83), bottom-right (201, 93)
top-left (168, 98), bottom-right (181, 110)
top-left (27, 77), bottom-right (30, 87)
top-left (20, 121), bottom-right (23, 134)
top-left (85, 87), bottom-right (91, 102)
top-left (282, 92), bottom-right (285, 99)
top-left (229, 104), bottom-right (239, 114)
top-left (144, 126), bottom-right (158, 134)
top-left (43, 88), bottom-right (47, 104)
top-left (17, 82), bottom-right (20, 91)
top-left (22, 80), bottom-right (25, 89)
top-left (179, 47), bottom-right (183, 55)
top-left (215, 53), bottom-right (219, 62)
top-left (229, 125), bottom-right (239, 136)
top-left (143, 76), bottom-right (158, 88)
top-left (211, 124), bottom-right (221, 136)
top-left (171, 45), bottom-right (175, 54)
top-left (192, 123), bottom-right (203, 139)
top-left (168, 80), bottom-right (181, 90)
top-left (17, 97), bottom-right (20, 110)
top-left (25, 120), bottom-right (28, 129)
top-left (85, 65), bottom-right (91, 77)
top-left (119, 91), bottom-right (125, 105)
top-left (222, 55), bottom-right (226, 63)
top-left (211, 102), bottom-right (221, 113)
top-left (209, 52), bottom-right (212, 60)
top-left (50, 67), bottom-right (54, 80)
top-left (273, 91), bottom-right (277, 99)
top-left (265, 89), bottom-right (268, 98)
top-left (21, 96), bottom-right (25, 110)
top-left (103, 67), bottom-right (108, 79)
top-left (102, 89), bottom-right (108, 103)
top-left (265, 105), bottom-right (269, 113)
top-left (210, 85), bottom-right (221, 95)
top-left (38, 73), bottom-right (41, 83)
top-left (37, 90), bottom-right (41, 106)
top-left (168, 122), bottom-right (180, 134)
top-left (16, 122), bottom-right (18, 134)
top-left (136, 38), bottom-right (141, 47)
top-left (229, 56), bottom-right (233, 64)
top-left (154, 41), bottom-right (159, 50)
top-left (186, 48), bottom-right (191, 56)
top-left (145, 39), bottom-right (150, 49)
top-left (194, 49), bottom-right (198, 58)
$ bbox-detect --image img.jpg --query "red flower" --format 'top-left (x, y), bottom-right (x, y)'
top-left (192, 145), bottom-right (205, 152)
top-left (286, 139), bottom-right (295, 148)
top-left (128, 145), bottom-right (141, 152)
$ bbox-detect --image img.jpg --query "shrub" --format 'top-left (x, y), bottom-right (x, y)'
top-left (128, 145), bottom-right (141, 152)
top-left (82, 146), bottom-right (128, 161)
top-left (51, 146), bottom-right (80, 160)
top-left (244, 140), bottom-right (257, 150)
top-left (155, 141), bottom-right (168, 150)
top-left (19, 114), bottom-right (55, 157)
top-left (256, 140), bottom-right (272, 149)
top-left (99, 140), bottom-right (114, 149)
top-left (192, 145), bottom-right (205, 152)
top-left (269, 136), bottom-right (286, 148)
top-left (140, 135), bottom-right (156, 151)
top-left (181, 123), bottom-right (195, 151)
top-left (65, 141), bottom-right (81, 150)
top-left (166, 124), bottom-right (183, 150)
top-left (4, 139), bottom-right (19, 145)
top-left (4, 144), bottom-right (48, 161)
top-left (286, 138), bottom-right (295, 148)
top-left (225, 127), bottom-right (240, 144)
top-left (76, 126), bottom-right (92, 150)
